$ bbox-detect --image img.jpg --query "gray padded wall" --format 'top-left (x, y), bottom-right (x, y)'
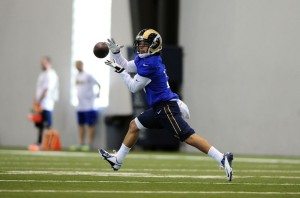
top-left (0, 0), bottom-right (132, 149)
top-left (0, 0), bottom-right (74, 147)
top-left (180, 0), bottom-right (300, 155)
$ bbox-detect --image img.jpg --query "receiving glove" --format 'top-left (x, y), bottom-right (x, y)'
top-left (105, 59), bottom-right (125, 73)
top-left (107, 38), bottom-right (124, 54)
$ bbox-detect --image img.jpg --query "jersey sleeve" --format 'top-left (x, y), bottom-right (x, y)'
top-left (112, 53), bottom-right (137, 73)
top-left (119, 71), bottom-right (151, 93)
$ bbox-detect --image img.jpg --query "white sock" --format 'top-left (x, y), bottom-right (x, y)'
top-left (207, 146), bottom-right (224, 164)
top-left (116, 143), bottom-right (131, 163)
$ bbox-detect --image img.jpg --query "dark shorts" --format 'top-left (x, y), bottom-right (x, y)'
top-left (77, 110), bottom-right (98, 126)
top-left (136, 101), bottom-right (195, 142)
top-left (35, 110), bottom-right (52, 129)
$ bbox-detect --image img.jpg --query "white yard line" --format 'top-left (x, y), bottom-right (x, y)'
top-left (0, 179), bottom-right (299, 186)
top-left (1, 166), bottom-right (300, 174)
top-left (1, 170), bottom-right (300, 179)
top-left (1, 149), bottom-right (299, 164)
top-left (122, 168), bottom-right (300, 173)
top-left (1, 171), bottom-right (224, 179)
top-left (0, 189), bottom-right (299, 195)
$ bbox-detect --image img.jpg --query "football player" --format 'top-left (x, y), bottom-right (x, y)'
top-left (99, 29), bottom-right (234, 181)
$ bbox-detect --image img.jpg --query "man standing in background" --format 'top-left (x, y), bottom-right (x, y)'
top-left (35, 56), bottom-right (59, 145)
top-left (71, 60), bottom-right (100, 151)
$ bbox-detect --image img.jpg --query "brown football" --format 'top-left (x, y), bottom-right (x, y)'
top-left (93, 42), bottom-right (109, 58)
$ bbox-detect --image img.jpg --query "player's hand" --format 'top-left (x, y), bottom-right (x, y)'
top-left (105, 59), bottom-right (125, 73)
top-left (107, 38), bottom-right (124, 54)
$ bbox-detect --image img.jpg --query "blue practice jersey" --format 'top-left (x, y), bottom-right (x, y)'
top-left (134, 54), bottom-right (179, 106)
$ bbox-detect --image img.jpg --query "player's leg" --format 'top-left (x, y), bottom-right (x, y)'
top-left (43, 110), bottom-right (52, 130)
top-left (157, 101), bottom-right (233, 181)
top-left (86, 110), bottom-right (98, 149)
top-left (77, 111), bottom-right (86, 145)
top-left (184, 133), bottom-right (211, 154)
top-left (122, 119), bottom-right (140, 147)
top-left (68, 111), bottom-right (86, 151)
top-left (35, 122), bottom-right (44, 145)
top-left (35, 110), bottom-right (48, 145)
top-left (114, 119), bottom-right (139, 162)
top-left (37, 110), bottom-right (52, 144)
top-left (99, 108), bottom-right (159, 170)
top-left (87, 125), bottom-right (95, 145)
top-left (78, 125), bottom-right (85, 145)
top-left (34, 110), bottom-right (44, 144)
top-left (186, 133), bottom-right (233, 181)
top-left (118, 108), bottom-right (161, 158)
top-left (99, 119), bottom-right (139, 170)
top-left (184, 133), bottom-right (227, 166)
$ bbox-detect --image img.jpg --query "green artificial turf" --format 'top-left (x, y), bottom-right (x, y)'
top-left (0, 149), bottom-right (299, 198)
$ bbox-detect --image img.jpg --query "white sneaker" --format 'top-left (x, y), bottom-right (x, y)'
top-left (98, 149), bottom-right (122, 171)
top-left (221, 152), bottom-right (233, 181)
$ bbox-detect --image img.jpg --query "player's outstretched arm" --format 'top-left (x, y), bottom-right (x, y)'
top-left (105, 60), bottom-right (150, 93)
top-left (120, 73), bottom-right (151, 93)
top-left (107, 38), bottom-right (137, 73)
top-left (105, 60), bottom-right (125, 73)
top-left (111, 53), bottom-right (137, 73)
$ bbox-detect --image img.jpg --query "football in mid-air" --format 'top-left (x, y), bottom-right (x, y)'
top-left (93, 42), bottom-right (109, 58)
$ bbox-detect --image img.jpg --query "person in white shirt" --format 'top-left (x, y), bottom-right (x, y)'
top-left (73, 60), bottom-right (100, 151)
top-left (34, 56), bottom-right (59, 144)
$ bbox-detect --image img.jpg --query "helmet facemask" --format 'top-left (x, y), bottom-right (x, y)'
top-left (135, 40), bottom-right (150, 54)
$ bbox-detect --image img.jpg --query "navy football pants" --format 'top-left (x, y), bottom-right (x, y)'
top-left (137, 101), bottom-right (195, 142)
